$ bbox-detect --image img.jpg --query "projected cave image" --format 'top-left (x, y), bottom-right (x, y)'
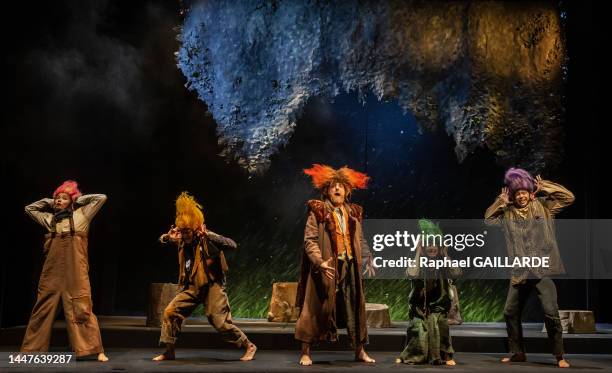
top-left (166, 0), bottom-right (572, 321)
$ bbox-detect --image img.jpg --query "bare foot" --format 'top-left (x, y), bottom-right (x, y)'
top-left (356, 350), bottom-right (375, 363)
top-left (299, 354), bottom-right (312, 366)
top-left (501, 352), bottom-right (526, 363)
top-left (152, 351), bottom-right (175, 361)
top-left (446, 359), bottom-right (456, 366)
top-left (240, 342), bottom-right (257, 361)
top-left (97, 353), bottom-right (109, 362)
top-left (557, 358), bottom-right (570, 368)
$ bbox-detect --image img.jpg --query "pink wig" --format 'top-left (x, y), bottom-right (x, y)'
top-left (504, 168), bottom-right (534, 196)
top-left (53, 180), bottom-right (82, 201)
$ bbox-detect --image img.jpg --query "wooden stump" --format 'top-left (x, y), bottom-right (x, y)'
top-left (365, 303), bottom-right (391, 328)
top-left (542, 310), bottom-right (596, 334)
top-left (146, 283), bottom-right (180, 327)
top-left (267, 282), bottom-right (299, 323)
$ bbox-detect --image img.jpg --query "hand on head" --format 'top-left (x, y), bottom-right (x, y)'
top-left (168, 225), bottom-right (182, 240)
top-left (499, 187), bottom-right (510, 204)
top-left (534, 175), bottom-right (543, 194)
top-left (197, 223), bottom-right (207, 237)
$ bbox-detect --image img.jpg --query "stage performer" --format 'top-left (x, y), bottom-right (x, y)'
top-left (397, 219), bottom-right (458, 366)
top-left (21, 180), bottom-right (108, 361)
top-left (295, 164), bottom-right (376, 366)
top-left (153, 192), bottom-right (256, 361)
top-left (485, 169), bottom-right (574, 368)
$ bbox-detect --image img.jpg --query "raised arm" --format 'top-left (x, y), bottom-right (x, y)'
top-left (24, 198), bottom-right (54, 229)
top-left (75, 194), bottom-right (107, 221)
top-left (206, 230), bottom-right (237, 250)
top-left (536, 178), bottom-right (575, 215)
top-left (304, 211), bottom-right (323, 268)
top-left (159, 226), bottom-right (180, 245)
top-left (484, 188), bottom-right (510, 227)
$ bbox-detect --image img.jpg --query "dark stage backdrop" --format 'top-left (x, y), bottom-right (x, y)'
top-left (1, 1), bottom-right (603, 327)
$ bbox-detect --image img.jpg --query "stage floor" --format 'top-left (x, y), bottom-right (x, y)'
top-left (2, 316), bottom-right (611, 354)
top-left (1, 348), bottom-right (611, 372)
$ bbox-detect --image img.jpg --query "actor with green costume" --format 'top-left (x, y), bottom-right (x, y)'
top-left (396, 219), bottom-right (459, 366)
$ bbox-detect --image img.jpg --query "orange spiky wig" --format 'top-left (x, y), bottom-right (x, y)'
top-left (303, 164), bottom-right (369, 197)
top-left (175, 191), bottom-right (205, 230)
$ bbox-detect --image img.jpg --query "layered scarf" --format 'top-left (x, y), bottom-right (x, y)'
top-left (53, 208), bottom-right (73, 222)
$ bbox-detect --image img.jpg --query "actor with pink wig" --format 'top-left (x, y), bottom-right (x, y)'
top-left (485, 168), bottom-right (575, 368)
top-left (21, 180), bottom-right (109, 362)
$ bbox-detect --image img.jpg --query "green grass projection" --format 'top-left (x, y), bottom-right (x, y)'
top-left (190, 224), bottom-right (506, 321)
top-left (195, 275), bottom-right (506, 322)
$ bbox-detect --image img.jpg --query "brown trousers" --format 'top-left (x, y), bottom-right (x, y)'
top-left (160, 281), bottom-right (247, 346)
top-left (21, 232), bottom-right (103, 357)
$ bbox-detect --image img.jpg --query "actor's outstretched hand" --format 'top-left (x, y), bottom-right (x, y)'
top-left (499, 187), bottom-right (510, 204)
top-left (320, 258), bottom-right (335, 280)
top-left (534, 175), bottom-right (543, 194)
top-left (363, 256), bottom-right (376, 278)
top-left (167, 226), bottom-right (181, 241)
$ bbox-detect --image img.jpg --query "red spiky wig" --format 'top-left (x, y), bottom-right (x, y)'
top-left (303, 164), bottom-right (369, 193)
top-left (53, 180), bottom-right (82, 201)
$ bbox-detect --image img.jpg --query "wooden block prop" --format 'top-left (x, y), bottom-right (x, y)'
top-left (267, 282), bottom-right (299, 322)
top-left (365, 303), bottom-right (391, 328)
top-left (146, 283), bottom-right (180, 327)
top-left (542, 310), bottom-right (596, 334)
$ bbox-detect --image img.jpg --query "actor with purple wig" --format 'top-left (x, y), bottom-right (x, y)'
top-left (485, 168), bottom-right (574, 369)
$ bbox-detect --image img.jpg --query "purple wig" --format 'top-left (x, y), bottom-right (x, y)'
top-left (504, 168), bottom-right (535, 196)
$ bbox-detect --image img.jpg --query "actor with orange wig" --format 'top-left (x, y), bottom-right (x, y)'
top-left (295, 164), bottom-right (376, 366)
top-left (21, 180), bottom-right (108, 361)
top-left (153, 192), bottom-right (256, 361)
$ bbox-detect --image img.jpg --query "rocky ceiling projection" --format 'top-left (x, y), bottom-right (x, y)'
top-left (177, 0), bottom-right (565, 174)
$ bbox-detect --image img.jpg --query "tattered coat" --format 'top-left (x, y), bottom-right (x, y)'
top-left (295, 199), bottom-right (371, 344)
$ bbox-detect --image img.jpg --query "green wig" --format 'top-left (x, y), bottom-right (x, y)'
top-left (418, 218), bottom-right (443, 236)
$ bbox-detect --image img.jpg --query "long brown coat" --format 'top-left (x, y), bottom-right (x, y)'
top-left (295, 199), bottom-right (371, 344)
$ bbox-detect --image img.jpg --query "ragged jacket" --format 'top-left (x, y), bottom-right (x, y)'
top-left (160, 230), bottom-right (236, 288)
top-left (484, 179), bottom-right (575, 283)
top-left (25, 194), bottom-right (107, 234)
top-left (295, 199), bottom-right (372, 344)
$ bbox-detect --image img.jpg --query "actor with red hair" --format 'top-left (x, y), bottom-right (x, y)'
top-left (485, 169), bottom-right (575, 368)
top-left (296, 164), bottom-right (376, 366)
top-left (21, 180), bottom-right (108, 361)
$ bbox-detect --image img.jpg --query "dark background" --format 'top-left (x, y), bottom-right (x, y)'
top-left (1, 0), bottom-right (603, 327)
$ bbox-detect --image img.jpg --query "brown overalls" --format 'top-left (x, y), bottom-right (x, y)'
top-left (21, 194), bottom-right (107, 357)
